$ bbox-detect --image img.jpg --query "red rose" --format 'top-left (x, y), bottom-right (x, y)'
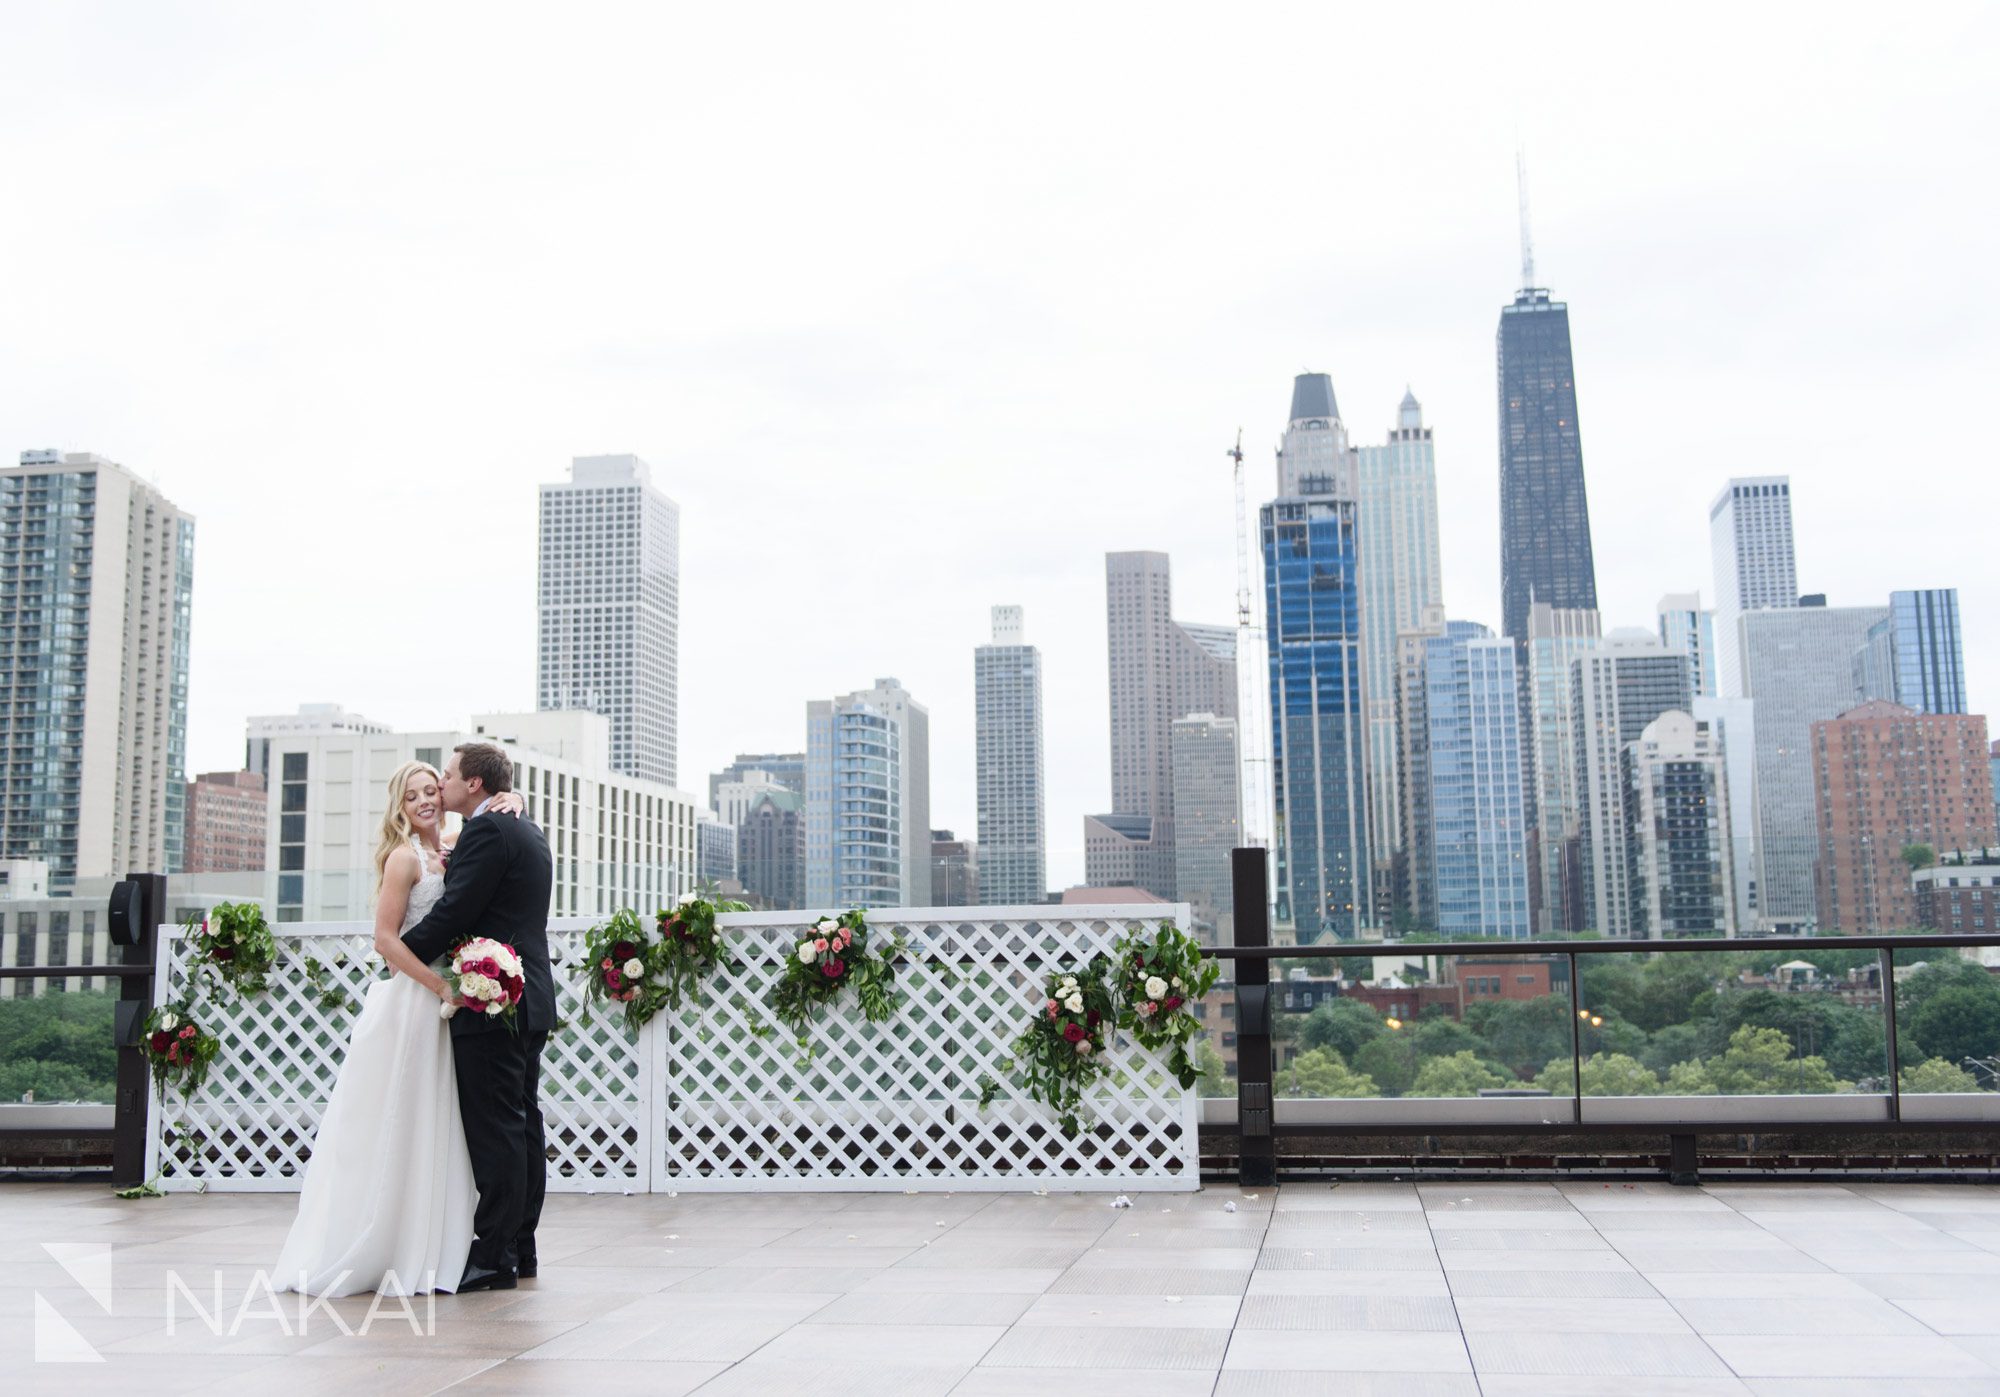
top-left (822, 959), bottom-right (845, 977)
top-left (606, 970), bottom-right (623, 991)
top-left (212, 945), bottom-right (235, 962)
top-left (666, 920), bottom-right (686, 940)
top-left (1087, 1011), bottom-right (1101, 1027)
top-left (479, 958), bottom-right (501, 978)
top-left (611, 940), bottom-right (639, 962)
top-left (1062, 1023), bottom-right (1085, 1043)
top-left (1165, 996), bottom-right (1183, 1010)
top-left (149, 1029), bottom-right (172, 1053)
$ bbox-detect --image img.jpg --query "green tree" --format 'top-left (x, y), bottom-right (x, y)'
top-left (1899, 1057), bottom-right (1981, 1094)
top-left (1465, 994), bottom-right (1574, 1078)
top-left (1536, 1052), bottom-right (1662, 1097)
top-left (1902, 843), bottom-right (1938, 872)
top-left (1911, 985), bottom-right (2000, 1066)
top-left (0, 990), bottom-right (118, 1103)
top-left (1353, 1035), bottom-right (1417, 1097)
top-left (1663, 1058), bottom-right (1719, 1095)
top-left (1642, 1023), bottom-right (1705, 1076)
top-left (1704, 1025), bottom-right (1843, 1095)
top-left (1278, 1048), bottom-right (1379, 1098)
top-left (1194, 1040), bottom-right (1232, 1098)
top-left (1298, 997), bottom-right (1386, 1059)
top-left (1410, 1016), bottom-right (1485, 1061)
top-left (1339, 956), bottom-right (1375, 984)
top-left (1408, 1051), bottom-right (1510, 1098)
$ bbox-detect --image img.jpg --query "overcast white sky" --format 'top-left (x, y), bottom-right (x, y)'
top-left (2, 3), bottom-right (1994, 887)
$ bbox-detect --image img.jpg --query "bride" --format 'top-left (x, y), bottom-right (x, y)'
top-left (273, 759), bottom-right (525, 1297)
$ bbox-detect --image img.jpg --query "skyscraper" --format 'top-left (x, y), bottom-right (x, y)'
top-left (1710, 476), bottom-right (1798, 699)
top-left (1497, 284), bottom-right (1597, 645)
top-left (0, 451), bottom-right (194, 890)
top-left (1740, 603), bottom-right (1888, 928)
top-left (1854, 589), bottom-right (1967, 716)
top-left (1524, 603), bottom-right (1602, 932)
top-left (1394, 608), bottom-right (1449, 929)
top-left (1170, 714), bottom-right (1241, 938)
top-left (538, 454), bottom-right (680, 784)
top-left (1623, 712), bottom-right (1736, 937)
top-left (1423, 625), bottom-right (1531, 939)
top-left (1691, 695), bottom-right (1760, 932)
top-left (738, 789), bottom-right (804, 911)
top-left (929, 830), bottom-right (979, 907)
top-left (1263, 375), bottom-right (1369, 940)
top-left (1656, 593), bottom-right (1718, 698)
top-left (1571, 632), bottom-right (1695, 936)
top-left (975, 605), bottom-right (1046, 905)
top-left (1089, 552), bottom-right (1235, 895)
top-left (709, 752), bottom-right (805, 812)
top-left (806, 678), bottom-right (931, 909)
top-left (1812, 701), bottom-right (1995, 932)
top-left (1359, 388), bottom-right (1445, 889)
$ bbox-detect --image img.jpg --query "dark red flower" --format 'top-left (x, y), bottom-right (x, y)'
top-left (149, 1029), bottom-right (172, 1054)
top-left (611, 940), bottom-right (639, 962)
top-left (1062, 1023), bottom-right (1085, 1043)
top-left (212, 945), bottom-right (235, 962)
top-left (822, 959), bottom-right (846, 978)
top-left (1165, 996), bottom-right (1182, 1010)
top-left (1087, 1011), bottom-right (1101, 1026)
top-left (665, 919), bottom-right (687, 940)
top-left (606, 969), bottom-right (624, 991)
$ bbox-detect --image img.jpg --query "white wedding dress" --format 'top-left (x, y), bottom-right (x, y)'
top-left (273, 842), bottom-right (475, 1296)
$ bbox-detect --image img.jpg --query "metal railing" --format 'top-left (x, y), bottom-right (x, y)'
top-left (1222, 848), bottom-right (2000, 1184)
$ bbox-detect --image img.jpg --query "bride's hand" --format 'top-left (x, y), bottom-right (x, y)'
top-left (487, 791), bottom-right (527, 819)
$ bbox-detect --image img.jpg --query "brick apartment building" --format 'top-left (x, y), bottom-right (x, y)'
top-left (183, 770), bottom-right (267, 874)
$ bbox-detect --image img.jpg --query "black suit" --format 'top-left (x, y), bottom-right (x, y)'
top-left (403, 806), bottom-right (555, 1274)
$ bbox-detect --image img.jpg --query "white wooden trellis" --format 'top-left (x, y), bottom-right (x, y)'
top-left (146, 904), bottom-right (1200, 1193)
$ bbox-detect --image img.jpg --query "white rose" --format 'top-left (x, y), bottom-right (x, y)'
top-left (1145, 976), bottom-right (1168, 1000)
top-left (623, 958), bottom-right (644, 979)
top-left (799, 946), bottom-right (817, 964)
top-left (1075, 1040), bottom-right (1092, 1055)
top-left (160, 1011), bottom-right (178, 1031)
top-left (680, 893), bottom-right (700, 909)
top-left (485, 1001), bottom-right (503, 1015)
top-left (1171, 977), bottom-right (1183, 990)
top-left (818, 918), bottom-right (838, 934)
top-left (1066, 995), bottom-right (1084, 1013)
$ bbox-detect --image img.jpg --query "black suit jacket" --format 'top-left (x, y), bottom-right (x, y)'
top-left (403, 808), bottom-right (556, 1037)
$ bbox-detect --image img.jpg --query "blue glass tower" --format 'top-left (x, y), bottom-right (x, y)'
top-left (1262, 374), bottom-right (1369, 941)
top-left (1889, 589), bottom-right (1966, 715)
top-left (1424, 624), bottom-right (1532, 939)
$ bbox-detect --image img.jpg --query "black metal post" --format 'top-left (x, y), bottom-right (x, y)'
top-left (1231, 848), bottom-right (1275, 1188)
top-left (110, 873), bottom-right (164, 1185)
top-left (1566, 951), bottom-right (1584, 1128)
top-left (1669, 1132), bottom-right (1699, 1186)
top-left (1880, 947), bottom-right (1902, 1122)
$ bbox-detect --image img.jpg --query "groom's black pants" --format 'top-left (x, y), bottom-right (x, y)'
top-left (454, 1026), bottom-right (548, 1273)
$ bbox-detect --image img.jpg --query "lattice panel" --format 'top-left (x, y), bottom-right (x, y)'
top-left (148, 906), bottom-right (1199, 1194)
top-left (655, 908), bottom-right (1199, 1191)
top-left (148, 918), bottom-right (649, 1193)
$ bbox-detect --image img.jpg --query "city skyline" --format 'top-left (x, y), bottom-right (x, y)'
top-left (3, 9), bottom-right (1994, 893)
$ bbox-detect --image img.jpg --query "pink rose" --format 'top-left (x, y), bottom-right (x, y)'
top-left (815, 937), bottom-right (828, 952)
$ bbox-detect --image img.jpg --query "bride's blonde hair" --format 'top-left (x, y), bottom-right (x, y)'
top-left (374, 759), bottom-right (443, 886)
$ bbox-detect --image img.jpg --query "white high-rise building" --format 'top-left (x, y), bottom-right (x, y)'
top-left (0, 451), bottom-right (194, 890)
top-left (1691, 695), bottom-right (1759, 931)
top-left (1710, 477), bottom-right (1797, 699)
top-left (806, 678), bottom-right (931, 909)
top-left (1623, 711), bottom-right (1736, 937)
top-left (1656, 593), bottom-right (1718, 698)
top-left (1359, 389), bottom-right (1445, 880)
top-left (1571, 631), bottom-right (1695, 936)
top-left (975, 605), bottom-right (1045, 905)
top-left (538, 454), bottom-right (681, 784)
top-left (246, 704), bottom-right (391, 781)
top-left (260, 708), bottom-right (700, 922)
top-left (1525, 603), bottom-right (1602, 932)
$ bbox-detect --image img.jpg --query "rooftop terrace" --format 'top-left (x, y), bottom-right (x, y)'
top-left (8, 1178), bottom-right (2000, 1395)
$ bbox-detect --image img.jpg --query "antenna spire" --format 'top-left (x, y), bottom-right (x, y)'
top-left (1516, 145), bottom-right (1536, 291)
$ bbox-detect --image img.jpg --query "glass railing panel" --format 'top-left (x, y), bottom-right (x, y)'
top-left (0, 984), bottom-right (118, 1103)
top-left (1893, 945), bottom-right (2000, 1100)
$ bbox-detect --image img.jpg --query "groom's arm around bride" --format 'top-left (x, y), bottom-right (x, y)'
top-left (402, 742), bottom-right (557, 1289)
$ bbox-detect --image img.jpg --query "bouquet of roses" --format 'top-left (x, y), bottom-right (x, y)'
top-left (654, 889), bottom-right (749, 1012)
top-left (768, 909), bottom-right (901, 1039)
top-left (139, 1003), bottom-right (222, 1101)
top-left (440, 937), bottom-right (526, 1025)
top-left (1113, 920), bottom-right (1219, 1088)
top-left (189, 901), bottom-right (278, 997)
top-left (1009, 959), bottom-right (1115, 1136)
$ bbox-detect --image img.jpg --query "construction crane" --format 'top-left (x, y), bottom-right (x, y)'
top-left (1230, 429), bottom-right (1271, 852)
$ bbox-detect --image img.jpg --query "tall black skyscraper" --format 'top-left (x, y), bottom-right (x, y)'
top-left (1496, 195), bottom-right (1597, 644)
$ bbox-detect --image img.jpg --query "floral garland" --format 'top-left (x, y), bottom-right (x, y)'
top-left (1113, 921), bottom-right (1219, 1088)
top-left (579, 907), bottom-right (659, 1030)
top-left (1008, 960), bottom-right (1115, 1136)
top-left (189, 901), bottom-right (277, 997)
top-left (139, 1003), bottom-right (221, 1102)
top-left (654, 891), bottom-right (749, 1012)
top-left (769, 910), bottom-right (900, 1040)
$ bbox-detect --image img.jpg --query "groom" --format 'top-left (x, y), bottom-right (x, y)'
top-left (403, 740), bottom-right (555, 1293)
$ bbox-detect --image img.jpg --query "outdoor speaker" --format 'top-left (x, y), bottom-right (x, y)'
top-left (107, 879), bottom-right (143, 946)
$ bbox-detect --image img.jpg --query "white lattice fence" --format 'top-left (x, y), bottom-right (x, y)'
top-left (147, 905), bottom-right (1200, 1193)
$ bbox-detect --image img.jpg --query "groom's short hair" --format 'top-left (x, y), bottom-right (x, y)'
top-left (453, 742), bottom-right (514, 795)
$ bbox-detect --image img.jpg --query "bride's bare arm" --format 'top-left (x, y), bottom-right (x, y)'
top-left (374, 847), bottom-right (450, 998)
